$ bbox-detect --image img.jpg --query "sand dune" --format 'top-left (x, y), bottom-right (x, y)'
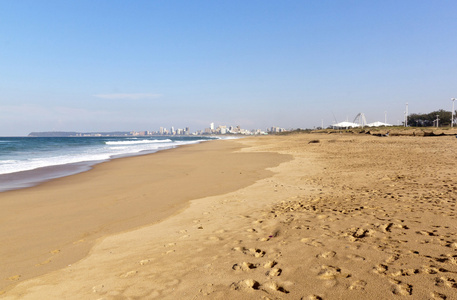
top-left (2, 133), bottom-right (457, 299)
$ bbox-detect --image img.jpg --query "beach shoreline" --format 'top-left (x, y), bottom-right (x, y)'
top-left (3, 133), bottom-right (457, 299)
top-left (0, 136), bottom-right (219, 193)
top-left (0, 138), bottom-right (290, 292)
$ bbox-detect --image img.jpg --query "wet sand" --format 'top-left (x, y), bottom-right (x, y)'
top-left (0, 139), bottom-right (289, 292)
top-left (2, 133), bottom-right (457, 299)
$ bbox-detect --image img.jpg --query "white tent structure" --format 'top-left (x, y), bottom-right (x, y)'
top-left (332, 113), bottom-right (368, 129)
top-left (331, 113), bottom-right (393, 129)
top-left (332, 121), bottom-right (361, 129)
top-left (366, 121), bottom-right (392, 127)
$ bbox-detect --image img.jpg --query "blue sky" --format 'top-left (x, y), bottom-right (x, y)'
top-left (1, 1), bottom-right (456, 136)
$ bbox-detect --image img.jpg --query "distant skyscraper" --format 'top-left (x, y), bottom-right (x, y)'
top-left (210, 122), bottom-right (214, 130)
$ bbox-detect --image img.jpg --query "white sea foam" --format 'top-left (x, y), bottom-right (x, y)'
top-left (0, 154), bottom-right (110, 175)
top-left (0, 138), bottom-right (207, 175)
top-left (105, 139), bottom-right (172, 145)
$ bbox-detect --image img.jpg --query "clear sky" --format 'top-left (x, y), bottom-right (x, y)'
top-left (1, 1), bottom-right (456, 136)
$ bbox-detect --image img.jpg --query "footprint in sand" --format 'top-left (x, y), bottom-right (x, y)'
top-left (35, 259), bottom-right (51, 266)
top-left (374, 264), bottom-right (388, 275)
top-left (389, 268), bottom-right (420, 277)
top-left (230, 279), bottom-right (260, 291)
top-left (445, 255), bottom-right (457, 265)
top-left (7, 275), bottom-right (21, 281)
top-left (92, 284), bottom-right (105, 293)
top-left (422, 266), bottom-right (440, 275)
top-left (266, 268), bottom-right (282, 277)
top-left (435, 276), bottom-right (457, 289)
top-left (389, 278), bottom-right (412, 296)
top-left (232, 262), bottom-right (258, 271)
top-left (264, 281), bottom-right (289, 293)
top-left (232, 246), bottom-right (247, 253)
top-left (249, 248), bottom-right (265, 257)
top-left (381, 223), bottom-right (394, 233)
top-left (346, 228), bottom-right (372, 241)
top-left (317, 251), bottom-right (336, 259)
top-left (431, 291), bottom-right (447, 300)
top-left (443, 241), bottom-right (457, 248)
top-left (263, 260), bottom-right (277, 268)
top-left (347, 254), bottom-right (365, 261)
top-left (317, 265), bottom-right (346, 280)
top-left (300, 238), bottom-right (324, 247)
top-left (139, 259), bottom-right (153, 265)
top-left (385, 254), bottom-right (400, 263)
top-left (198, 283), bottom-right (215, 296)
top-left (310, 241), bottom-right (324, 247)
top-left (416, 230), bottom-right (436, 236)
top-left (349, 280), bottom-right (367, 290)
top-left (232, 246), bottom-right (265, 258)
top-left (119, 270), bottom-right (138, 278)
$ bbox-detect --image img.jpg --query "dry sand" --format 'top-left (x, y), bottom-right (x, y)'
top-left (2, 133), bottom-right (457, 299)
top-left (0, 140), bottom-right (289, 293)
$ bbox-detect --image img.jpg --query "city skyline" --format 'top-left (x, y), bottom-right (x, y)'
top-left (27, 121), bottom-right (287, 137)
top-left (1, 1), bottom-right (457, 136)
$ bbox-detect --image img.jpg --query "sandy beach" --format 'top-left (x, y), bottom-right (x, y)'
top-left (2, 133), bottom-right (457, 299)
top-left (0, 140), bottom-right (289, 293)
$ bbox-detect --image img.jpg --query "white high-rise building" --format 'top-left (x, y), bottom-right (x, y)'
top-left (210, 122), bottom-right (214, 130)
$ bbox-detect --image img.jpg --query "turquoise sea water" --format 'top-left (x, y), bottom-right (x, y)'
top-left (0, 136), bottom-right (216, 192)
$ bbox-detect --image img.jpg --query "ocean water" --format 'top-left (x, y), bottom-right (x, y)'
top-left (0, 136), bottom-right (216, 192)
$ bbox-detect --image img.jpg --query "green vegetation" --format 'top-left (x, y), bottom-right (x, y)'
top-left (407, 109), bottom-right (455, 127)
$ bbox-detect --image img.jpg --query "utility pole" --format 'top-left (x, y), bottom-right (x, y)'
top-left (436, 115), bottom-right (439, 128)
top-left (452, 98), bottom-right (456, 127)
top-left (404, 103), bottom-right (408, 127)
